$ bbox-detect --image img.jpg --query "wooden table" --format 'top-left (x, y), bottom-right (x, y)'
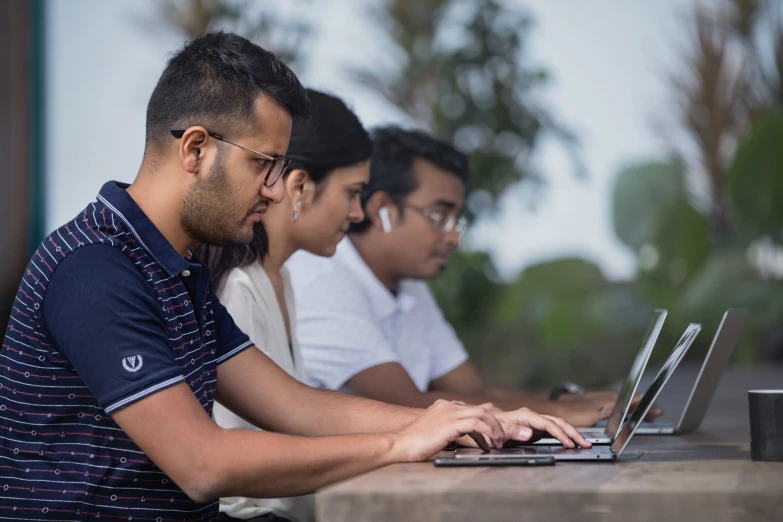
top-left (316, 365), bottom-right (783, 522)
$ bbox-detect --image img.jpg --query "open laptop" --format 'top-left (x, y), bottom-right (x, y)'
top-left (530, 309), bottom-right (667, 445)
top-left (450, 324), bottom-right (701, 462)
top-left (633, 308), bottom-right (747, 435)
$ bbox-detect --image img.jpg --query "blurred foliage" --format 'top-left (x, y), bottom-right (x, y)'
top-left (610, 0), bottom-right (783, 368)
top-left (355, 0), bottom-right (582, 216)
top-left (455, 257), bottom-right (654, 390)
top-left (728, 109), bottom-right (783, 237)
top-left (153, 0), bottom-right (311, 67)
top-left (612, 161), bottom-right (713, 309)
top-left (612, 162), bottom-right (685, 252)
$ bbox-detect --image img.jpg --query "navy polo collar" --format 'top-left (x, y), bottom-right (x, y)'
top-left (96, 181), bottom-right (192, 277)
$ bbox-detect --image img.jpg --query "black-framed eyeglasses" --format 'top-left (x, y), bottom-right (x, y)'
top-left (170, 128), bottom-right (290, 188)
top-left (403, 203), bottom-right (467, 235)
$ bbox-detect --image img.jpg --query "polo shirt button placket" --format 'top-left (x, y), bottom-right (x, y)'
top-left (181, 270), bottom-right (191, 277)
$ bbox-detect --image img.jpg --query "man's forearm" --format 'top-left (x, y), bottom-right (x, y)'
top-left (482, 387), bottom-right (551, 403)
top-left (206, 429), bottom-right (400, 501)
top-left (112, 382), bottom-right (417, 504)
top-left (281, 383), bottom-right (422, 436)
top-left (476, 390), bottom-right (560, 415)
top-left (383, 388), bottom-right (613, 427)
top-left (383, 388), bottom-right (564, 417)
top-left (216, 349), bottom-right (422, 437)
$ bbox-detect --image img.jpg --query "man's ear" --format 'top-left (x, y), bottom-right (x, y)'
top-left (365, 192), bottom-right (398, 232)
top-left (178, 126), bottom-right (210, 175)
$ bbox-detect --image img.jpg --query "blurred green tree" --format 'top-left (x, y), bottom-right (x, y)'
top-left (613, 0), bottom-right (783, 363)
top-left (467, 257), bottom-right (651, 390)
top-left (354, 0), bottom-right (582, 213)
top-left (612, 161), bottom-right (713, 310)
top-left (728, 109), bottom-right (783, 238)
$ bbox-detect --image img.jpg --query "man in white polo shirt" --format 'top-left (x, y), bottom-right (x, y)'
top-left (288, 126), bottom-right (628, 427)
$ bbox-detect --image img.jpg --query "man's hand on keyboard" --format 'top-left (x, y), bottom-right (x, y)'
top-left (494, 408), bottom-right (592, 449)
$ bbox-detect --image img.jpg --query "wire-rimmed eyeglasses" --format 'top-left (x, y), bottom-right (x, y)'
top-left (170, 128), bottom-right (290, 187)
top-left (403, 203), bottom-right (467, 235)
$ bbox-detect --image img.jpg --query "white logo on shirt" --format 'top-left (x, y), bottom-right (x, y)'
top-left (122, 355), bottom-right (144, 373)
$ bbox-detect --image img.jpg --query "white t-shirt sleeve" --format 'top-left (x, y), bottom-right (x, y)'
top-left (417, 282), bottom-right (469, 381)
top-left (294, 273), bottom-right (400, 391)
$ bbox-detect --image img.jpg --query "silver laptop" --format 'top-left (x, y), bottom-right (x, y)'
top-left (452, 324), bottom-right (701, 462)
top-left (633, 308), bottom-right (747, 435)
top-left (531, 309), bottom-right (667, 445)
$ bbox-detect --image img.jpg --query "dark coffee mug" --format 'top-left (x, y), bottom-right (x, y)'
top-left (749, 390), bottom-right (783, 461)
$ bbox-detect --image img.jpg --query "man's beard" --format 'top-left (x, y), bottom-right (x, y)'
top-left (181, 155), bottom-right (254, 247)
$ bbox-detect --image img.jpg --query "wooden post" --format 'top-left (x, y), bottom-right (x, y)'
top-left (0, 0), bottom-right (45, 331)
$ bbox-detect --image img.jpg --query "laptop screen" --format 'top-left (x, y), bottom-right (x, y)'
top-left (610, 323), bottom-right (702, 456)
top-left (604, 309), bottom-right (667, 438)
top-left (676, 308), bottom-right (747, 432)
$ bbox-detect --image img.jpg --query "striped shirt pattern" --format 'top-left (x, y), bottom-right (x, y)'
top-left (0, 181), bottom-right (252, 521)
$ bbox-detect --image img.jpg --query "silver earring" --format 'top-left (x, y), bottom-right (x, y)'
top-left (292, 200), bottom-right (302, 223)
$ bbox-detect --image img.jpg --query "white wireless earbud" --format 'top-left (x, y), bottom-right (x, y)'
top-left (378, 207), bottom-right (393, 234)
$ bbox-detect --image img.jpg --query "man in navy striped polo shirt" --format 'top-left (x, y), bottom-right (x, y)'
top-left (0, 32), bottom-right (589, 522)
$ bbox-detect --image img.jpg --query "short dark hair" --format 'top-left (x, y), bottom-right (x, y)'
top-left (145, 31), bottom-right (309, 152)
top-left (349, 126), bottom-right (470, 234)
top-left (193, 89), bottom-right (372, 293)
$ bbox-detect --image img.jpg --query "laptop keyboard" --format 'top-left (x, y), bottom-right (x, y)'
top-left (502, 446), bottom-right (610, 456)
top-left (638, 421), bottom-right (675, 428)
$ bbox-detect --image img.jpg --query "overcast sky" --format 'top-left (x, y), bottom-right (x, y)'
top-left (46, 0), bottom-right (695, 281)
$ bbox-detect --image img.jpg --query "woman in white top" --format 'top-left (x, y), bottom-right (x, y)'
top-left (193, 89), bottom-right (371, 522)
